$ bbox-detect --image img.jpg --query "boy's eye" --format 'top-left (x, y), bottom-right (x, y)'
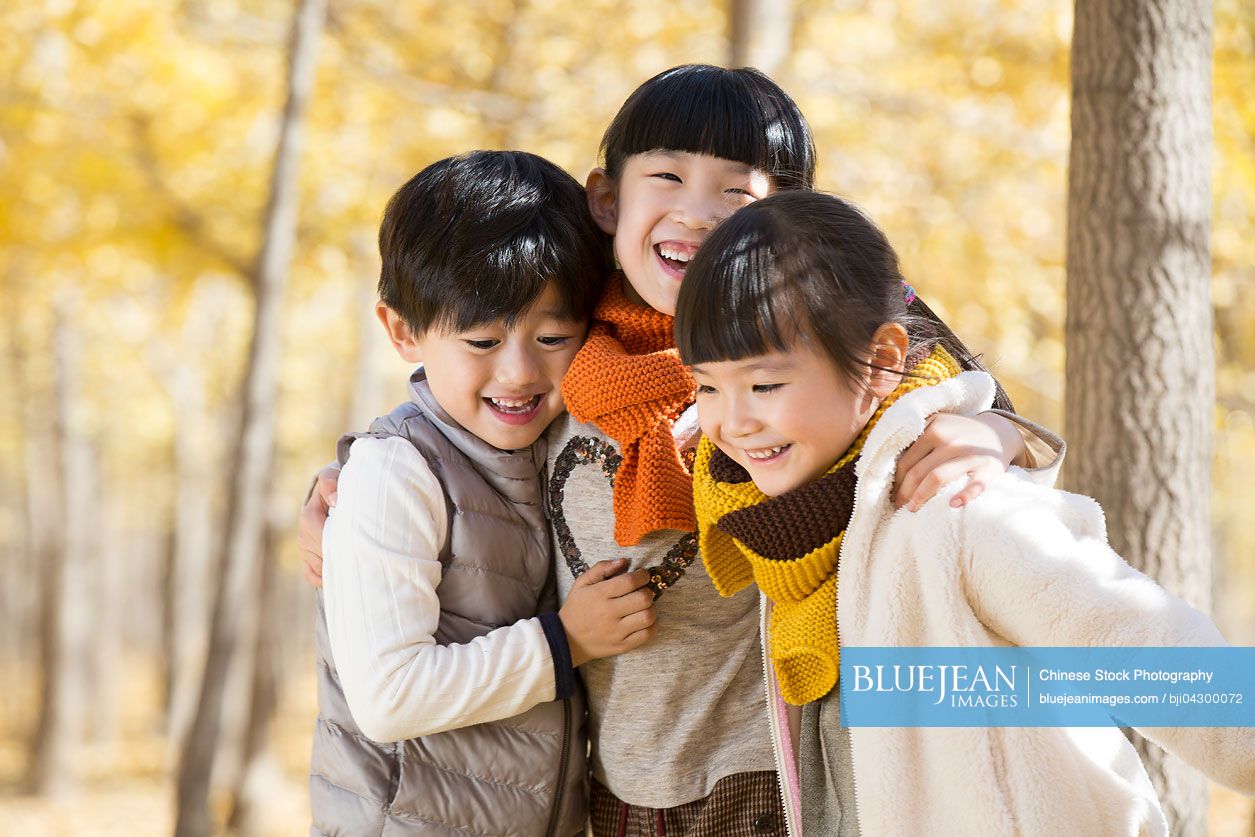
top-left (695, 384), bottom-right (717, 395)
top-left (463, 339), bottom-right (499, 350)
top-left (752, 383), bottom-right (782, 393)
top-left (537, 335), bottom-right (572, 346)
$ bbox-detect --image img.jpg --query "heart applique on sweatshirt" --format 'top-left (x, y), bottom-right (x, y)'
top-left (548, 435), bottom-right (697, 599)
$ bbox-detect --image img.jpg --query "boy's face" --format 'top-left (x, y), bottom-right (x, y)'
top-left (691, 341), bottom-right (881, 497)
top-left (383, 283), bottom-right (585, 451)
top-left (588, 151), bottom-right (772, 316)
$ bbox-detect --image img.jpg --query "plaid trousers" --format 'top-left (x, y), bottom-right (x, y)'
top-left (590, 771), bottom-right (785, 837)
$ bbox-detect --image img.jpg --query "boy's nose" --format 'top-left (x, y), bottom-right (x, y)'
top-left (495, 346), bottom-right (541, 385)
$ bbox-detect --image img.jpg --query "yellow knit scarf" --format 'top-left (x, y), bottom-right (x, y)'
top-left (693, 346), bottom-right (961, 704)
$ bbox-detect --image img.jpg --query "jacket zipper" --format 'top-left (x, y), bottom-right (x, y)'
top-left (544, 698), bottom-right (573, 837)
top-left (760, 596), bottom-right (799, 836)
top-left (842, 475), bottom-right (865, 833)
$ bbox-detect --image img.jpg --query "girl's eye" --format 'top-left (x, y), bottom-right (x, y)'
top-left (726, 187), bottom-right (753, 196)
top-left (651, 172), bottom-right (682, 183)
top-left (752, 383), bottom-right (782, 393)
top-left (538, 335), bottom-right (572, 347)
top-left (695, 384), bottom-right (717, 395)
top-left (464, 339), bottom-right (499, 350)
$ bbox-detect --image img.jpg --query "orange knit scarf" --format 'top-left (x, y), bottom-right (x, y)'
top-left (561, 274), bottom-right (697, 546)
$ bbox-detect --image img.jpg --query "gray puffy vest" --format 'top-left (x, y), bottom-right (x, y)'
top-left (311, 370), bottom-right (587, 836)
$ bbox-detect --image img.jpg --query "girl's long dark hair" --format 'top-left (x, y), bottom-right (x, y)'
top-left (674, 191), bottom-right (1014, 412)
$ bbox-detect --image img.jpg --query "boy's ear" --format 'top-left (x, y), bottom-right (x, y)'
top-left (376, 301), bottom-right (423, 364)
top-left (585, 168), bottom-right (618, 235)
top-left (867, 322), bottom-right (909, 397)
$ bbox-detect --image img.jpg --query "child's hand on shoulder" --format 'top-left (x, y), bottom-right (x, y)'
top-left (559, 559), bottom-right (658, 666)
top-left (298, 464), bottom-right (341, 588)
top-left (894, 412), bottom-right (1026, 511)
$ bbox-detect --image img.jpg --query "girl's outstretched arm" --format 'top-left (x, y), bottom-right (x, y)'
top-left (960, 483), bottom-right (1255, 796)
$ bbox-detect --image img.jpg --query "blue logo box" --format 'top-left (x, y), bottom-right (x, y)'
top-left (838, 647), bottom-right (1255, 727)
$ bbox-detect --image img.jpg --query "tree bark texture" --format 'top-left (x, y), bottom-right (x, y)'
top-left (174, 0), bottom-right (327, 833)
top-left (728, 0), bottom-right (792, 74)
top-left (1066, 1), bottom-right (1214, 833)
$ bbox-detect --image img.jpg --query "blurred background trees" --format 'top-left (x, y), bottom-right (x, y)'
top-left (0, 0), bottom-right (1250, 834)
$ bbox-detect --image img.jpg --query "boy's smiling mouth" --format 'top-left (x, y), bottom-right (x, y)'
top-left (485, 395), bottom-right (543, 425)
top-left (654, 241), bottom-right (699, 279)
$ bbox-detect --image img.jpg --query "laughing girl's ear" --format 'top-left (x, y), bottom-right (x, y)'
top-left (585, 168), bottom-right (619, 235)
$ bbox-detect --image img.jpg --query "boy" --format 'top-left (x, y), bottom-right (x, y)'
top-left (311, 151), bottom-right (657, 836)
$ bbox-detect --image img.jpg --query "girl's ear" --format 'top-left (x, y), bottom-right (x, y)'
top-left (867, 322), bottom-right (909, 397)
top-left (585, 168), bottom-right (619, 235)
top-left (376, 301), bottom-right (423, 364)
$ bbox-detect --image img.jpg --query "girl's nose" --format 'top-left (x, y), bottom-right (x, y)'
top-left (722, 397), bottom-right (759, 437)
top-left (672, 190), bottom-right (725, 231)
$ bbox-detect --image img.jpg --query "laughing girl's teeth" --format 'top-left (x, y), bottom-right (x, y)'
top-left (745, 445), bottom-right (788, 461)
top-left (658, 246), bottom-right (693, 263)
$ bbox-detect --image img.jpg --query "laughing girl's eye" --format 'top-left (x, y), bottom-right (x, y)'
top-left (695, 384), bottom-right (717, 395)
top-left (752, 383), bottom-right (782, 393)
top-left (652, 172), bottom-right (682, 183)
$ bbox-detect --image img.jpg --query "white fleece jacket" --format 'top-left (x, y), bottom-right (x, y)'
top-left (822, 371), bottom-right (1255, 836)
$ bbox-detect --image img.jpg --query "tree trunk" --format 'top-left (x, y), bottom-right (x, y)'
top-left (174, 0), bottom-right (328, 833)
top-left (1, 272), bottom-right (35, 719)
top-left (225, 515), bottom-right (283, 837)
top-left (1066, 1), bottom-right (1214, 833)
top-left (87, 497), bottom-right (125, 755)
top-left (162, 326), bottom-right (220, 765)
top-left (27, 301), bottom-right (97, 797)
top-left (728, 0), bottom-right (792, 74)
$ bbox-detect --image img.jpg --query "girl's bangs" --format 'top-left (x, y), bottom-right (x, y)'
top-left (676, 224), bottom-right (801, 365)
top-left (605, 67), bottom-right (812, 187)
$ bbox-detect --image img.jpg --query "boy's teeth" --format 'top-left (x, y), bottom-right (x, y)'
top-left (746, 445), bottom-right (788, 461)
top-left (490, 396), bottom-right (537, 411)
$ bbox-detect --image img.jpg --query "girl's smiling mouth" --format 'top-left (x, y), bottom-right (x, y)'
top-left (744, 444), bottom-right (791, 463)
top-left (655, 241), bottom-right (699, 278)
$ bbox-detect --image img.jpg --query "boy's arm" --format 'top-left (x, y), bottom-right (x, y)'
top-left (323, 436), bottom-right (569, 743)
top-left (960, 486), bottom-right (1255, 796)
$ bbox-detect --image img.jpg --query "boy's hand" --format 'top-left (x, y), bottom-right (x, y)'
top-left (894, 411), bottom-right (1025, 512)
top-left (298, 465), bottom-right (341, 588)
top-left (559, 559), bottom-right (658, 667)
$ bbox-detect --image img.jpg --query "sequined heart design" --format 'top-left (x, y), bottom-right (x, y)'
top-left (548, 435), bottom-right (697, 598)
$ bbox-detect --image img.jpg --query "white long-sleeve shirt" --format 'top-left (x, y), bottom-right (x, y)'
top-left (322, 435), bottom-right (558, 743)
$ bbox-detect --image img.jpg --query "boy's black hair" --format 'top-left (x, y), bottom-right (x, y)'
top-left (378, 150), bottom-right (611, 334)
top-left (675, 191), bottom-right (1014, 411)
top-left (600, 64), bottom-right (816, 191)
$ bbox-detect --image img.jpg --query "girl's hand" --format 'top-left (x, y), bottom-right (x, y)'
top-left (893, 412), bottom-right (1026, 511)
top-left (298, 464), bottom-right (341, 588)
